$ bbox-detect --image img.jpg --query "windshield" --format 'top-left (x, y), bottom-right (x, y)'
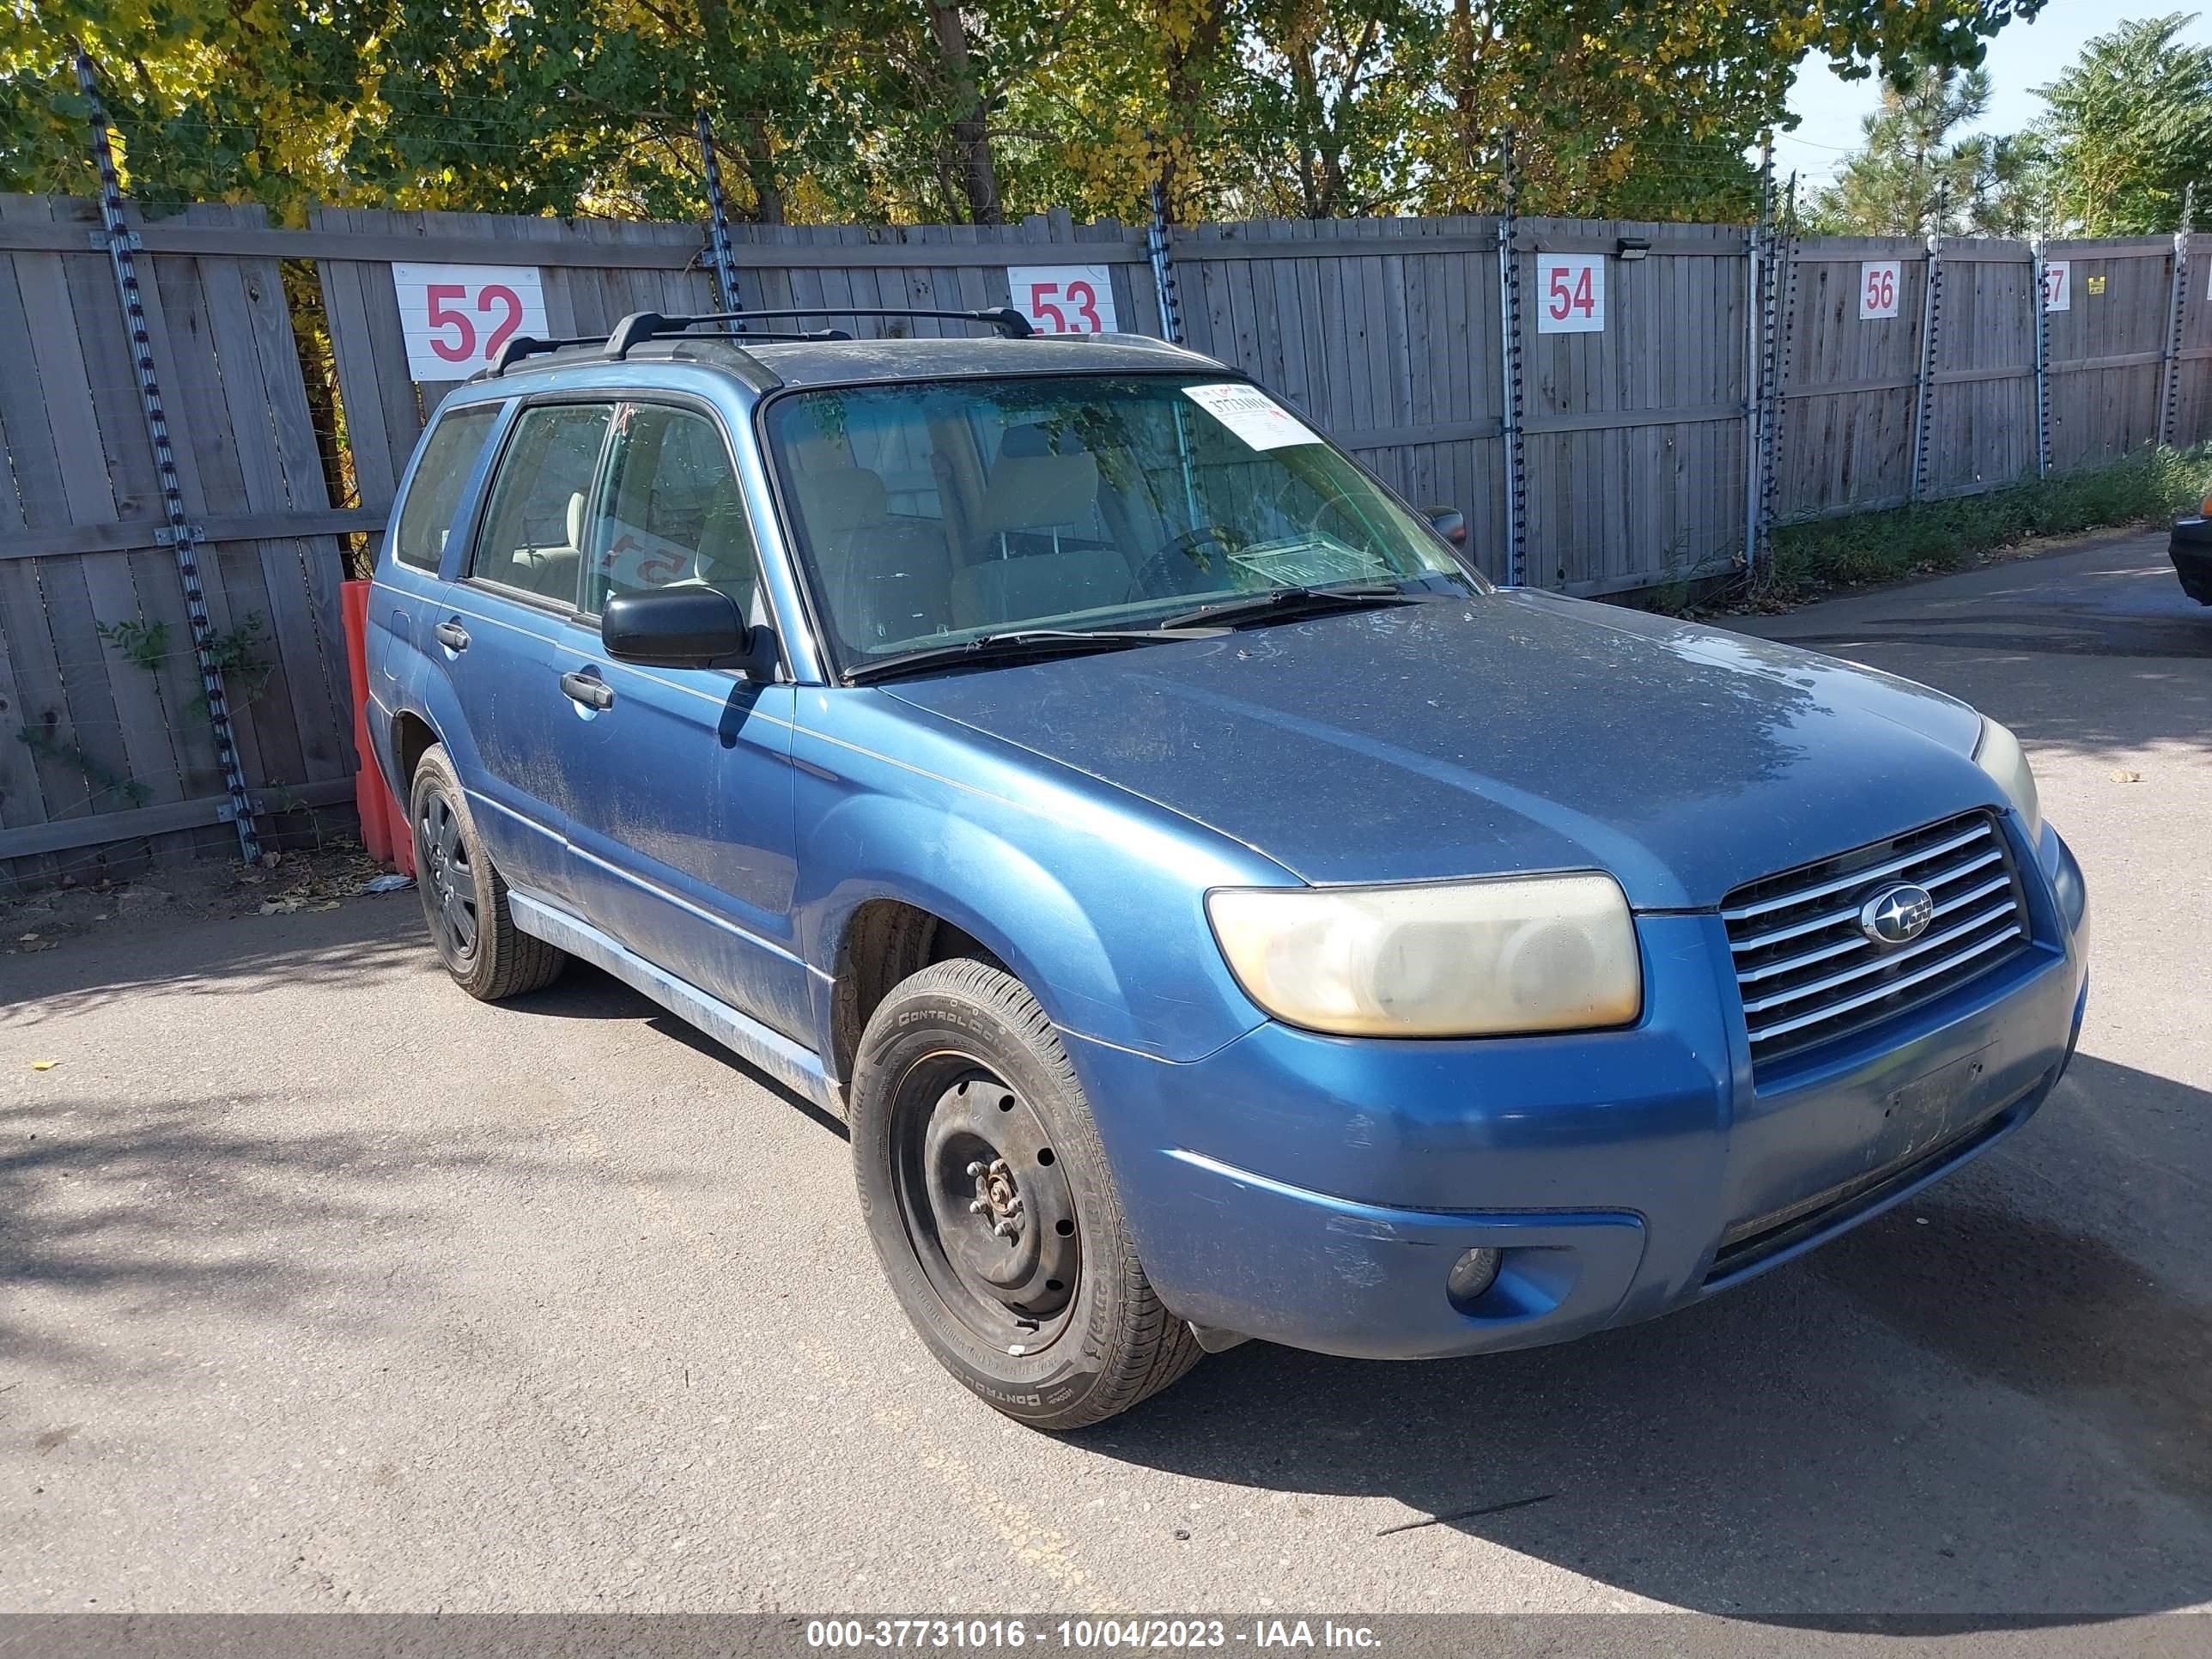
top-left (763, 374), bottom-right (1483, 671)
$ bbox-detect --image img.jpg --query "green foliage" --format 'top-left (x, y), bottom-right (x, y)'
top-left (1770, 445), bottom-right (2211, 592)
top-left (97, 611), bottom-right (274, 725)
top-left (15, 726), bottom-right (151, 809)
top-left (1808, 67), bottom-right (2041, 237)
top-left (2034, 14), bottom-right (2212, 235)
top-left (1, 1), bottom-right (2046, 227)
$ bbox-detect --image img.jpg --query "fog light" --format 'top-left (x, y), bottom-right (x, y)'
top-left (1446, 1247), bottom-right (1503, 1310)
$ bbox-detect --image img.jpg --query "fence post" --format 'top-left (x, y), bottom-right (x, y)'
top-left (73, 48), bottom-right (262, 866)
top-left (1759, 171), bottom-right (1799, 567)
top-left (1496, 128), bottom-right (1527, 586)
top-left (2160, 182), bottom-right (2194, 447)
top-left (1146, 179), bottom-right (1184, 345)
top-left (2031, 236), bottom-right (2052, 477)
top-left (1744, 140), bottom-right (1773, 576)
top-left (1909, 191), bottom-right (1946, 501)
top-left (695, 109), bottom-right (744, 329)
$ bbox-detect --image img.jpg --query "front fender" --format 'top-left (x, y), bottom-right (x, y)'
top-left (792, 691), bottom-right (1288, 1062)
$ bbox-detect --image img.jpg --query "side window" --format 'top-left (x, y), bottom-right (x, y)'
top-left (393, 405), bottom-right (498, 572)
top-left (585, 404), bottom-right (759, 617)
top-left (469, 403), bottom-right (614, 606)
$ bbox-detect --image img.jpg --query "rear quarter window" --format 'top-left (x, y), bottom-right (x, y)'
top-left (393, 406), bottom-right (500, 572)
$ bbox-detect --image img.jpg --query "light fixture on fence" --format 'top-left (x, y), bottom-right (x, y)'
top-left (1616, 236), bottom-right (1651, 262)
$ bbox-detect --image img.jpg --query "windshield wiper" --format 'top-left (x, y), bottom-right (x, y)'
top-left (845, 627), bottom-right (1226, 686)
top-left (1156, 582), bottom-right (1426, 631)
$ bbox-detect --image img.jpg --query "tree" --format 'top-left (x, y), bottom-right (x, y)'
top-left (1809, 66), bottom-right (2012, 236)
top-left (2, 0), bottom-right (2054, 228)
top-left (2034, 13), bottom-right (2212, 235)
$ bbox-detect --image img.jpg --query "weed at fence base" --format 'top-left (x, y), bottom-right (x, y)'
top-left (1766, 444), bottom-right (2212, 597)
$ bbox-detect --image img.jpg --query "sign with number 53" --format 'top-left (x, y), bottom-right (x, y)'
top-left (1535, 254), bottom-right (1605, 334)
top-left (392, 264), bottom-right (550, 380)
top-left (1007, 264), bottom-right (1119, 335)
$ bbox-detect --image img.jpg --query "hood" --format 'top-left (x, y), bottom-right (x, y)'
top-left (882, 590), bottom-right (1996, 909)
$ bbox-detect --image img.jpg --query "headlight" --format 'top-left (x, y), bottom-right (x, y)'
top-left (1972, 716), bottom-right (2042, 842)
top-left (1206, 872), bottom-right (1642, 1037)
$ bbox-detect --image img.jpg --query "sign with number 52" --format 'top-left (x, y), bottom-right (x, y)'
top-left (1859, 260), bottom-right (1901, 319)
top-left (1007, 264), bottom-right (1119, 335)
top-left (392, 264), bottom-right (550, 380)
top-left (1536, 254), bottom-right (1605, 334)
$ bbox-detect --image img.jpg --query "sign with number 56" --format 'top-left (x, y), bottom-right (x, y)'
top-left (1859, 260), bottom-right (1901, 319)
top-left (1536, 254), bottom-right (1605, 334)
top-left (1007, 264), bottom-right (1118, 335)
top-left (392, 264), bottom-right (550, 380)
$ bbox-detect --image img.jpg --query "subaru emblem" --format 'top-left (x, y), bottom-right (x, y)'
top-left (1859, 883), bottom-right (1936, 946)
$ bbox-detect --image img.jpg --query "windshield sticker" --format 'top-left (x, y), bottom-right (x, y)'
top-left (1182, 383), bottom-right (1324, 451)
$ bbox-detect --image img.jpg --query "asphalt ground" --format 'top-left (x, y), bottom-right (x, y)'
top-left (3, 529), bottom-right (2207, 1635)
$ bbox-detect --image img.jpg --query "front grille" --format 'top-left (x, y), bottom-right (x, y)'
top-left (1723, 811), bottom-right (2031, 1074)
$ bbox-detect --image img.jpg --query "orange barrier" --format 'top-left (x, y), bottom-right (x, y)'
top-left (341, 579), bottom-right (416, 877)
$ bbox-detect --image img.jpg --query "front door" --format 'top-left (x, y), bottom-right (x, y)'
top-left (556, 400), bottom-right (811, 1042)
top-left (434, 399), bottom-right (614, 906)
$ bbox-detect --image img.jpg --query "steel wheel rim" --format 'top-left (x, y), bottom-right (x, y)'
top-left (416, 791), bottom-right (479, 963)
top-left (889, 1052), bottom-right (1082, 1354)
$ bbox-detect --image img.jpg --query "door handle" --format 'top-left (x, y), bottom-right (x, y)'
top-left (434, 620), bottom-right (470, 652)
top-left (559, 670), bottom-right (615, 711)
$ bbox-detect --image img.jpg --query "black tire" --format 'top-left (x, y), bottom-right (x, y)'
top-left (850, 958), bottom-right (1202, 1431)
top-left (407, 744), bottom-right (565, 1001)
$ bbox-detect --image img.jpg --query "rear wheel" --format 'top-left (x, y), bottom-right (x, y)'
top-left (850, 958), bottom-right (1201, 1430)
top-left (408, 744), bottom-right (565, 1001)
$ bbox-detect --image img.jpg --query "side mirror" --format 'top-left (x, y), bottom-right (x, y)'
top-left (601, 587), bottom-right (776, 678)
top-left (1423, 505), bottom-right (1468, 547)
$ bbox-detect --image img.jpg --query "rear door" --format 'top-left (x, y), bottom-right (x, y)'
top-left (433, 399), bottom-right (614, 905)
top-left (556, 399), bottom-right (810, 1042)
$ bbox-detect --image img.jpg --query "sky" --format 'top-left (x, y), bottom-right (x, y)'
top-left (1775, 2), bottom-right (2212, 187)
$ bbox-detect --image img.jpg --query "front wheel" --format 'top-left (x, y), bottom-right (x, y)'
top-left (849, 959), bottom-right (1201, 1430)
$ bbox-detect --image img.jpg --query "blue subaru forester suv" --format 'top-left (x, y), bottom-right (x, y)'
top-left (367, 307), bottom-right (2090, 1429)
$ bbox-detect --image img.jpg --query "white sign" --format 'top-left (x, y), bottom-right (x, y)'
top-left (2042, 261), bottom-right (2071, 313)
top-left (1007, 264), bottom-right (1119, 335)
top-left (392, 264), bottom-right (550, 380)
top-left (1858, 260), bottom-right (1902, 320)
top-left (1182, 383), bottom-right (1322, 451)
top-left (1536, 253), bottom-right (1606, 334)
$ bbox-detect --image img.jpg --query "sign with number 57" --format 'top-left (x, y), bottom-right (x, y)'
top-left (1535, 254), bottom-right (1605, 334)
top-left (1007, 264), bottom-right (1118, 335)
top-left (392, 264), bottom-right (550, 380)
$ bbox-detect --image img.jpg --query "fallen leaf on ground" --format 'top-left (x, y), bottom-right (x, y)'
top-left (2111, 769), bottom-right (2144, 783)
top-left (31, 1060), bottom-right (57, 1071)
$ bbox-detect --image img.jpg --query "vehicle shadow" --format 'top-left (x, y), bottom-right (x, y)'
top-left (1076, 1053), bottom-right (2212, 1623)
top-left (504, 963), bottom-right (851, 1139)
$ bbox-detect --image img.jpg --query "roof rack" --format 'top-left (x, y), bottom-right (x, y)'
top-left (605, 306), bottom-right (1034, 358)
top-left (487, 303), bottom-right (1042, 380)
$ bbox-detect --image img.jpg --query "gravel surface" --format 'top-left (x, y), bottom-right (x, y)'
top-left (3, 529), bottom-right (2206, 1626)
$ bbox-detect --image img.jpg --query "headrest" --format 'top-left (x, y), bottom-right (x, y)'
top-left (791, 465), bottom-right (890, 538)
top-left (1001, 423), bottom-right (1081, 459)
top-left (979, 437), bottom-right (1099, 534)
top-left (566, 490), bottom-right (586, 550)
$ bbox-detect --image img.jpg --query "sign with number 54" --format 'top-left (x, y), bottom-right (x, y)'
top-left (1535, 254), bottom-right (1605, 334)
top-left (392, 264), bottom-right (550, 380)
top-left (1007, 264), bottom-right (1118, 335)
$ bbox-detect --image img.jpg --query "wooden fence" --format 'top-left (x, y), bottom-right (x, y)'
top-left (0, 191), bottom-right (2204, 883)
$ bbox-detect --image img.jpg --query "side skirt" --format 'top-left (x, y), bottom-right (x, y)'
top-left (509, 892), bottom-right (843, 1117)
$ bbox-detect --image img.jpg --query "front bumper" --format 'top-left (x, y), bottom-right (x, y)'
top-left (1068, 823), bottom-right (2089, 1361)
top-left (2170, 516), bottom-right (2212, 604)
